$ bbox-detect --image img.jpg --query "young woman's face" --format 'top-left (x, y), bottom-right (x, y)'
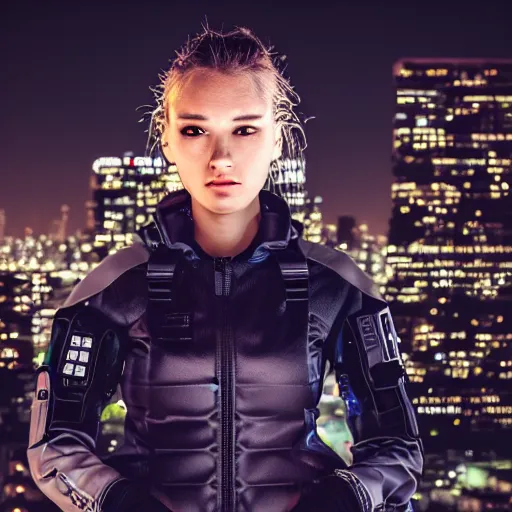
top-left (161, 69), bottom-right (281, 215)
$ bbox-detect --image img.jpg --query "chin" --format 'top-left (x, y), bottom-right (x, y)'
top-left (207, 200), bottom-right (247, 215)
top-left (202, 192), bottom-right (257, 216)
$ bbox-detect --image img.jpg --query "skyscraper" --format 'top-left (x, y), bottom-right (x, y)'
top-left (337, 216), bottom-right (357, 249)
top-left (268, 157), bottom-right (307, 220)
top-left (90, 152), bottom-right (182, 255)
top-left (0, 209), bottom-right (5, 244)
top-left (387, 59), bottom-right (512, 449)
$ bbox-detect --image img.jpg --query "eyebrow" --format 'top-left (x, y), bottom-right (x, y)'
top-left (177, 113), bottom-right (264, 121)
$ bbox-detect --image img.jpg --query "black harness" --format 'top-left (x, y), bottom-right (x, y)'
top-left (138, 221), bottom-right (310, 343)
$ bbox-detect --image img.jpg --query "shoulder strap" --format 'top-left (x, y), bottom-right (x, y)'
top-left (269, 239), bottom-right (311, 373)
top-left (146, 243), bottom-right (182, 304)
top-left (270, 241), bottom-right (309, 303)
top-left (138, 221), bottom-right (189, 342)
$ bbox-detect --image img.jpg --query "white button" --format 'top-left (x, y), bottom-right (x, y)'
top-left (82, 337), bottom-right (93, 348)
top-left (67, 350), bottom-right (79, 361)
top-left (79, 351), bottom-right (89, 363)
top-left (71, 335), bottom-right (81, 347)
top-left (63, 363), bottom-right (74, 375)
top-left (74, 365), bottom-right (86, 377)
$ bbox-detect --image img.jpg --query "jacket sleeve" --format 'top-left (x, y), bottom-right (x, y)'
top-left (27, 299), bottom-right (169, 512)
top-left (329, 287), bottom-right (424, 511)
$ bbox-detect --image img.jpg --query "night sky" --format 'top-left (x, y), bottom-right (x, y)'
top-left (3, 0), bottom-right (511, 238)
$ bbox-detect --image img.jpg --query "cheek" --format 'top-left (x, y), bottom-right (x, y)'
top-left (236, 132), bottom-right (275, 161)
top-left (171, 136), bottom-right (210, 164)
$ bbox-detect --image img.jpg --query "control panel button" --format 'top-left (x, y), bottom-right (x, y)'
top-left (67, 350), bottom-right (79, 361)
top-left (63, 363), bottom-right (74, 375)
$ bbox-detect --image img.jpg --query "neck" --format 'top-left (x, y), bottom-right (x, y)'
top-left (191, 196), bottom-right (261, 258)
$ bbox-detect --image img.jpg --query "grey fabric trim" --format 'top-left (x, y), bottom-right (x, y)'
top-left (333, 468), bottom-right (374, 512)
top-left (62, 243), bottom-right (150, 309)
top-left (298, 239), bottom-right (386, 304)
top-left (27, 431), bottom-right (122, 512)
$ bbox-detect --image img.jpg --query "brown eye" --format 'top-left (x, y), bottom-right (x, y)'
top-left (235, 126), bottom-right (258, 136)
top-left (180, 126), bottom-right (204, 137)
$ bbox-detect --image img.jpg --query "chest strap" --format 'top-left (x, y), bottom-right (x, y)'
top-left (141, 221), bottom-right (310, 340)
top-left (271, 244), bottom-right (309, 303)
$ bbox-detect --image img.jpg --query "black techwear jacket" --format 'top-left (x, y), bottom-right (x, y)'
top-left (27, 188), bottom-right (423, 512)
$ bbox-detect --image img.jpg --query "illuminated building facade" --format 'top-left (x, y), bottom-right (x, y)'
top-left (333, 219), bottom-right (389, 286)
top-left (268, 157), bottom-right (307, 220)
top-left (1, 234), bottom-right (96, 360)
top-left (388, 59), bottom-right (512, 447)
top-left (302, 195), bottom-right (324, 243)
top-left (345, 226), bottom-right (388, 288)
top-left (90, 153), bottom-right (182, 254)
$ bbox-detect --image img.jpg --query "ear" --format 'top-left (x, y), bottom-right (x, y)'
top-left (160, 135), bottom-right (174, 163)
top-left (160, 121), bottom-right (175, 163)
top-left (272, 123), bottom-right (283, 161)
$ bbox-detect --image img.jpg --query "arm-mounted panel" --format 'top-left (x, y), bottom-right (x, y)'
top-left (42, 303), bottom-right (125, 442)
top-left (28, 302), bottom-right (128, 511)
top-left (331, 295), bottom-right (423, 511)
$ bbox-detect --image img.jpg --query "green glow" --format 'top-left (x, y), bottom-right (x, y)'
top-left (101, 403), bottom-right (127, 422)
top-left (465, 466), bottom-right (488, 489)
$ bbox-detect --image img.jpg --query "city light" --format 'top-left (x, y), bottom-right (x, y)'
top-left (389, 59), bottom-right (512, 436)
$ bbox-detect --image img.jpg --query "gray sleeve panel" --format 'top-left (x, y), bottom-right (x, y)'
top-left (62, 243), bottom-right (150, 309)
top-left (27, 371), bottom-right (124, 511)
top-left (298, 239), bottom-right (386, 305)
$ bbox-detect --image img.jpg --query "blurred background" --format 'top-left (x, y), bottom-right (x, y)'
top-left (2, 1), bottom-right (512, 510)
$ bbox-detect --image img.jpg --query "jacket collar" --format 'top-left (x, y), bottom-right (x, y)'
top-left (151, 188), bottom-right (298, 262)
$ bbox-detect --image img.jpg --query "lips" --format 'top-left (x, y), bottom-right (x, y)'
top-left (207, 180), bottom-right (240, 186)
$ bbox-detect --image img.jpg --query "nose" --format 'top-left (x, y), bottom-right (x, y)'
top-left (209, 138), bottom-right (233, 173)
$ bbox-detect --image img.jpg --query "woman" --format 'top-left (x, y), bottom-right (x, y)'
top-left (27, 25), bottom-right (423, 512)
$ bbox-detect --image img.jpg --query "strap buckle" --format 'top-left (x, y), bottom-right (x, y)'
top-left (272, 249), bottom-right (309, 302)
top-left (146, 245), bottom-right (180, 303)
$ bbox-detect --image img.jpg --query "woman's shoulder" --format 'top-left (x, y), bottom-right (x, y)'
top-left (59, 242), bottom-right (150, 325)
top-left (298, 238), bottom-right (384, 303)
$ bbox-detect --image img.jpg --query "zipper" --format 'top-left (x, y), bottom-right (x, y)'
top-left (56, 471), bottom-right (97, 511)
top-left (214, 257), bottom-right (235, 511)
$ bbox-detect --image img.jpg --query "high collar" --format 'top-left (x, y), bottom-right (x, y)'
top-left (151, 188), bottom-right (298, 262)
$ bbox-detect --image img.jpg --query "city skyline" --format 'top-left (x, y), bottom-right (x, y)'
top-left (1, 84), bottom-right (512, 512)
top-left (3, 1), bottom-right (512, 237)
top-left (387, 58), bottom-right (512, 450)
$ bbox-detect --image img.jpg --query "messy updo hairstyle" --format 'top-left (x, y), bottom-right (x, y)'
top-left (141, 24), bottom-right (307, 177)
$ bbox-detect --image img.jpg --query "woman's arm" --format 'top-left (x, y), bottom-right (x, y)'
top-left (294, 289), bottom-right (424, 512)
top-left (332, 291), bottom-right (424, 511)
top-left (27, 301), bottom-right (169, 512)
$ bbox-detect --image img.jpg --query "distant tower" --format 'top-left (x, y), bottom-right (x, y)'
top-left (57, 205), bottom-right (70, 242)
top-left (336, 216), bottom-right (358, 250)
top-left (0, 209), bottom-right (5, 244)
top-left (268, 157), bottom-right (307, 220)
top-left (85, 174), bottom-right (98, 235)
top-left (302, 195), bottom-right (324, 243)
top-left (91, 152), bottom-right (181, 254)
